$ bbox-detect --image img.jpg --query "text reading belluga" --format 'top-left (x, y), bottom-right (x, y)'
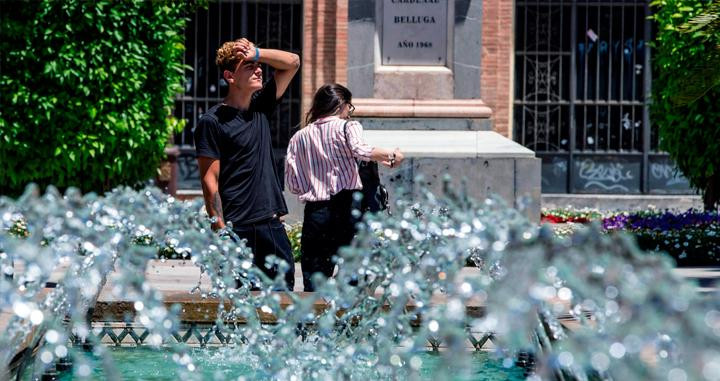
top-left (394, 16), bottom-right (436, 23)
top-left (391, 0), bottom-right (440, 3)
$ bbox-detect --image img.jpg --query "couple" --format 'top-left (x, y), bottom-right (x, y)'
top-left (194, 39), bottom-right (404, 292)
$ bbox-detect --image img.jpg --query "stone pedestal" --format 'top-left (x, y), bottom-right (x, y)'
top-left (343, 0), bottom-right (541, 221)
top-left (363, 130), bottom-right (541, 221)
top-left (283, 129), bottom-right (541, 222)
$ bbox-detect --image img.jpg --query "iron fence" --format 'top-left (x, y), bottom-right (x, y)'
top-left (514, 0), bottom-right (692, 194)
top-left (173, 0), bottom-right (303, 190)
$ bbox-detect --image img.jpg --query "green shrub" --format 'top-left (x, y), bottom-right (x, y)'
top-left (0, 1), bottom-right (200, 196)
top-left (285, 223), bottom-right (303, 262)
top-left (651, 0), bottom-right (720, 210)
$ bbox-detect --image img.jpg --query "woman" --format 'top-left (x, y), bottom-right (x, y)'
top-left (285, 84), bottom-right (404, 291)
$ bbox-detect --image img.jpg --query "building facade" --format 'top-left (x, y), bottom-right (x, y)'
top-left (173, 0), bottom-right (692, 196)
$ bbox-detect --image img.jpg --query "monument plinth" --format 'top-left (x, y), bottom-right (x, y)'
top-left (347, 0), bottom-right (541, 220)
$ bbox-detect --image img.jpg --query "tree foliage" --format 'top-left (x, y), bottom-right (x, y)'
top-left (652, 0), bottom-right (720, 210)
top-left (0, 0), bottom-right (199, 196)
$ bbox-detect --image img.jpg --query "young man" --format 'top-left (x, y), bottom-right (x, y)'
top-left (194, 38), bottom-right (300, 290)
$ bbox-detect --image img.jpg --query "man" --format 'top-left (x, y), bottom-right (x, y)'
top-left (194, 38), bottom-right (300, 290)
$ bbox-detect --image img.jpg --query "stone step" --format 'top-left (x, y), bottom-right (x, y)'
top-left (90, 260), bottom-right (718, 326)
top-left (542, 193), bottom-right (701, 211)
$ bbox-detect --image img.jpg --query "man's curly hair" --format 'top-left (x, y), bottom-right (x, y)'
top-left (216, 39), bottom-right (243, 72)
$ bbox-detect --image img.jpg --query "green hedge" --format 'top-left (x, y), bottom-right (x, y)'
top-left (0, 1), bottom-right (199, 196)
top-left (651, 0), bottom-right (720, 209)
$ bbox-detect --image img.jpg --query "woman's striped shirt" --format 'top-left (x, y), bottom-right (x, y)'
top-left (285, 116), bottom-right (374, 202)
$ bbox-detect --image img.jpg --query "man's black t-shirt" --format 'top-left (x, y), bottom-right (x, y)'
top-left (194, 78), bottom-right (288, 225)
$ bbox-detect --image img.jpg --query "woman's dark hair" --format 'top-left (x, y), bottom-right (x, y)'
top-left (305, 83), bottom-right (352, 126)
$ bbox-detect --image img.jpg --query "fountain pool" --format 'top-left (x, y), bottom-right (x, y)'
top-left (46, 347), bottom-right (526, 380)
top-left (2, 184), bottom-right (719, 380)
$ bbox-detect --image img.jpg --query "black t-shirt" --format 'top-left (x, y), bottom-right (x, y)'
top-left (194, 78), bottom-right (288, 225)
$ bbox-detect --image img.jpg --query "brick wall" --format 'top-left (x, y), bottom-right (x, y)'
top-left (302, 0), bottom-right (348, 122)
top-left (480, 0), bottom-right (515, 138)
top-left (303, 0), bottom-right (514, 137)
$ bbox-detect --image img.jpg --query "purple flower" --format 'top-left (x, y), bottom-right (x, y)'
top-left (602, 209), bottom-right (720, 232)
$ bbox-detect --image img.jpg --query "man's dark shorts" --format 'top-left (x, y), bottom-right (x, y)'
top-left (232, 217), bottom-right (295, 290)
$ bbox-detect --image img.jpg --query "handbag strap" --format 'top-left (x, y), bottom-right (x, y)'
top-left (341, 120), bottom-right (351, 151)
top-left (341, 120), bottom-right (360, 164)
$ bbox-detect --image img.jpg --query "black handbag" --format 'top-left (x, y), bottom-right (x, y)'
top-left (343, 121), bottom-right (389, 213)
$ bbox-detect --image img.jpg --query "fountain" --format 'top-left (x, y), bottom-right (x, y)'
top-left (1, 182), bottom-right (719, 380)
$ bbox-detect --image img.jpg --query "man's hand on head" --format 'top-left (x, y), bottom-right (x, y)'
top-left (233, 38), bottom-right (256, 62)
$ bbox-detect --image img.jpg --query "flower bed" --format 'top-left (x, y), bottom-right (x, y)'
top-left (540, 208), bottom-right (604, 224)
top-left (8, 215), bottom-right (303, 264)
top-left (542, 208), bottom-right (720, 266)
top-left (11, 208), bottom-right (717, 267)
top-left (602, 210), bottom-right (720, 266)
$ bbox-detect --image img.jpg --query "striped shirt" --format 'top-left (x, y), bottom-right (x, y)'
top-left (285, 116), bottom-right (374, 202)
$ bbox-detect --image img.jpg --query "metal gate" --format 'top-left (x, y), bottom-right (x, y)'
top-left (173, 0), bottom-right (303, 190)
top-left (514, 0), bottom-right (692, 194)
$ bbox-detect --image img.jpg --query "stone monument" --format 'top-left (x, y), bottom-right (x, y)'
top-left (348, 0), bottom-right (541, 220)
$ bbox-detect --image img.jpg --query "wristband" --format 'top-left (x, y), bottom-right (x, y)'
top-left (252, 47), bottom-right (260, 62)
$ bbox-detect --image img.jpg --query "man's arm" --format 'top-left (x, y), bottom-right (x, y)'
top-left (197, 156), bottom-right (225, 230)
top-left (256, 48), bottom-right (300, 99)
top-left (233, 39), bottom-right (300, 99)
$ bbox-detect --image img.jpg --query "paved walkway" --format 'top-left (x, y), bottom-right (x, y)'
top-left (3, 260), bottom-right (718, 362)
top-left (92, 260), bottom-right (719, 322)
top-left (86, 260), bottom-right (719, 339)
top-left (93, 260), bottom-right (488, 322)
top-left (121, 260), bottom-right (515, 294)
top-left (674, 267), bottom-right (720, 293)
top-left (130, 260), bottom-right (720, 294)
